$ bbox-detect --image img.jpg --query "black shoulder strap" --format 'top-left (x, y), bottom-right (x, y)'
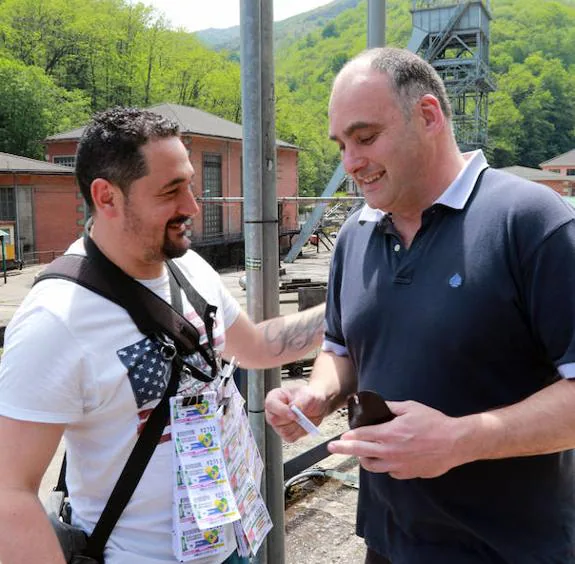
top-left (84, 353), bottom-right (183, 561)
top-left (35, 252), bottom-right (202, 356)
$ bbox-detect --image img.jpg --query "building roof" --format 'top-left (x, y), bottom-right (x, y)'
top-left (500, 165), bottom-right (575, 183)
top-left (540, 148), bottom-right (575, 167)
top-left (0, 152), bottom-right (74, 174)
top-left (45, 103), bottom-right (298, 149)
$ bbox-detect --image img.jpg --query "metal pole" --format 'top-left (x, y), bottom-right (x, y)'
top-left (13, 173), bottom-right (21, 264)
top-left (367, 0), bottom-right (387, 48)
top-left (260, 1), bottom-right (285, 563)
top-left (240, 1), bottom-right (267, 563)
top-left (1, 236), bottom-right (6, 284)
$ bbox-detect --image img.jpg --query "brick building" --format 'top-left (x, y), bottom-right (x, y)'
top-left (540, 149), bottom-right (575, 179)
top-left (45, 103), bottom-right (300, 267)
top-left (500, 165), bottom-right (575, 196)
top-left (0, 153), bottom-right (78, 265)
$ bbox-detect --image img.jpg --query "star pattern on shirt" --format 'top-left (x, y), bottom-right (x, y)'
top-left (117, 337), bottom-right (170, 408)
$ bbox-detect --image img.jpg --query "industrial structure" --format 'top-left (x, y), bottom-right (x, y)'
top-left (286, 0), bottom-right (496, 263)
top-left (408, 0), bottom-right (496, 150)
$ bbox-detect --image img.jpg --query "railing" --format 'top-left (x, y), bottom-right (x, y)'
top-left (22, 249), bottom-right (66, 265)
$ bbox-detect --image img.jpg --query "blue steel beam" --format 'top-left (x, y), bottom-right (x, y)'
top-left (283, 162), bottom-right (346, 263)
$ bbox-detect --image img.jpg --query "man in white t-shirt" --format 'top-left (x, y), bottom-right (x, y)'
top-left (0, 107), bottom-right (325, 564)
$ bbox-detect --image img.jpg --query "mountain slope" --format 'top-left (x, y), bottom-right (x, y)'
top-left (194, 0), bottom-right (362, 52)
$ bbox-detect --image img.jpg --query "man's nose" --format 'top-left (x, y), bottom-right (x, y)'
top-left (342, 148), bottom-right (367, 176)
top-left (181, 187), bottom-right (200, 218)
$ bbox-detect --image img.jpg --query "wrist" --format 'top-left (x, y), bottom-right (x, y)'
top-left (452, 411), bottom-right (502, 466)
top-left (306, 381), bottom-right (338, 416)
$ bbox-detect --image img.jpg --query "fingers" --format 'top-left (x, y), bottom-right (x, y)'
top-left (265, 388), bottom-right (298, 427)
top-left (328, 438), bottom-right (385, 458)
top-left (329, 441), bottom-right (409, 478)
top-left (265, 385), bottom-right (329, 442)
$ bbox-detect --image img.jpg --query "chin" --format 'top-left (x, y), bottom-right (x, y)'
top-left (163, 236), bottom-right (191, 259)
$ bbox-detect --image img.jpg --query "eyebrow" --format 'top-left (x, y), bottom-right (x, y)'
top-left (329, 121), bottom-right (378, 141)
top-left (161, 176), bottom-right (192, 190)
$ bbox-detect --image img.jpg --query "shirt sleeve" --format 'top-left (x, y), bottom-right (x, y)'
top-left (323, 238), bottom-right (349, 356)
top-left (217, 278), bottom-right (241, 330)
top-left (522, 220), bottom-right (575, 378)
top-left (0, 305), bottom-right (88, 423)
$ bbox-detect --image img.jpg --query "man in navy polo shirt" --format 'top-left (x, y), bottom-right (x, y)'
top-left (266, 47), bottom-right (575, 563)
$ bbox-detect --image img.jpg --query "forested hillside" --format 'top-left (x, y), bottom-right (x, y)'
top-left (0, 0), bottom-right (574, 196)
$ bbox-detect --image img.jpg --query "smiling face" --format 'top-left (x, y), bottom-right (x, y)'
top-left (329, 63), bottom-right (427, 215)
top-left (118, 136), bottom-right (199, 271)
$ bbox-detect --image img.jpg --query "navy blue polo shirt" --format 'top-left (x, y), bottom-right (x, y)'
top-left (325, 156), bottom-right (575, 563)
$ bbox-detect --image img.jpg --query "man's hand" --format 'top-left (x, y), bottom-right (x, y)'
top-left (265, 385), bottom-right (330, 443)
top-left (327, 400), bottom-right (464, 479)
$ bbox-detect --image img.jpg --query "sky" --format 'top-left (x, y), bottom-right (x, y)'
top-left (139, 0), bottom-right (335, 32)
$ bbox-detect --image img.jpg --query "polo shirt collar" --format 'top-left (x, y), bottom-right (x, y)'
top-left (357, 150), bottom-right (489, 223)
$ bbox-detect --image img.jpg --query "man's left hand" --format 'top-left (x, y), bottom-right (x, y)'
top-left (327, 400), bottom-right (464, 479)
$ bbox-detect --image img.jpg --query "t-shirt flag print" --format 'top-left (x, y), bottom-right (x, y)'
top-left (117, 337), bottom-right (170, 408)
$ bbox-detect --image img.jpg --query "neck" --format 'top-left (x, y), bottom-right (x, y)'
top-left (89, 220), bottom-right (164, 280)
top-left (392, 138), bottom-right (466, 247)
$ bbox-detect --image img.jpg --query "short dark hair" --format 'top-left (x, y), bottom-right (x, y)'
top-left (352, 47), bottom-right (452, 121)
top-left (75, 107), bottom-right (180, 211)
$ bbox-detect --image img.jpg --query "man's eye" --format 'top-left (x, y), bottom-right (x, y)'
top-left (358, 134), bottom-right (376, 145)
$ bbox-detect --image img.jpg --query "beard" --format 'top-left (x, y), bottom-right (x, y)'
top-left (123, 205), bottom-right (190, 262)
top-left (162, 220), bottom-right (191, 259)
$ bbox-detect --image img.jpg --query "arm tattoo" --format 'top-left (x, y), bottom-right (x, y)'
top-left (262, 307), bottom-right (325, 357)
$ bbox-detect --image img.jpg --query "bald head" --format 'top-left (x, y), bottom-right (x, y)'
top-left (331, 47), bottom-right (452, 122)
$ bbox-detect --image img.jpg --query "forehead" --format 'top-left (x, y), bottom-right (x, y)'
top-left (329, 65), bottom-right (399, 136)
top-left (140, 137), bottom-right (193, 177)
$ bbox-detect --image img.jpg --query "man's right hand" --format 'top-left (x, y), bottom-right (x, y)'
top-left (265, 385), bottom-right (329, 443)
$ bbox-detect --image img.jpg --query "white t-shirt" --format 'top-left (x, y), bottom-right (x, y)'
top-left (0, 239), bottom-right (242, 563)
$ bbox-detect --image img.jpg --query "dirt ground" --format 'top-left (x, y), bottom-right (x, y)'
top-left (279, 374), bottom-right (366, 564)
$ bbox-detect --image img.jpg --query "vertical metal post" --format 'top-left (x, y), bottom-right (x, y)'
top-left (260, 1), bottom-right (284, 563)
top-left (13, 173), bottom-right (21, 264)
top-left (368, 0), bottom-right (387, 48)
top-left (1, 236), bottom-right (6, 284)
top-left (240, 1), bottom-right (267, 562)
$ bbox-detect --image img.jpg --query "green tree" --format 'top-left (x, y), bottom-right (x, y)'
top-left (0, 56), bottom-right (90, 157)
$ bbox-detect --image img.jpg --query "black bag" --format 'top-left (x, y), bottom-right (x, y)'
top-left (38, 236), bottom-right (218, 563)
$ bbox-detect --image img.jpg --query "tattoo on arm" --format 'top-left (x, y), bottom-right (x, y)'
top-left (262, 307), bottom-right (325, 357)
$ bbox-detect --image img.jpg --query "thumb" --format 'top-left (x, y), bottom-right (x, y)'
top-left (386, 400), bottom-right (411, 416)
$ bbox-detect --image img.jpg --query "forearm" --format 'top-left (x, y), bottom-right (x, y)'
top-left (249, 304), bottom-right (325, 368)
top-left (0, 490), bottom-right (66, 564)
top-left (307, 350), bottom-right (357, 414)
top-left (457, 378), bottom-right (575, 464)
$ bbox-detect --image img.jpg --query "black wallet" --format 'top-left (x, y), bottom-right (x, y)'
top-left (347, 390), bottom-right (395, 429)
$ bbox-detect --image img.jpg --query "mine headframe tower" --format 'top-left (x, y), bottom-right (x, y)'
top-left (408, 0), bottom-right (496, 151)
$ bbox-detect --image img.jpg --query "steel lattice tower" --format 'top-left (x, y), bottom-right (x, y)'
top-left (408, 0), bottom-right (496, 151)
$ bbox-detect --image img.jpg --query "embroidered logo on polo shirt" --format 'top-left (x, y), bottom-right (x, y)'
top-left (449, 273), bottom-right (463, 288)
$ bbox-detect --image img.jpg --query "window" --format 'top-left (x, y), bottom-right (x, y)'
top-left (202, 153), bottom-right (222, 238)
top-left (549, 169), bottom-right (561, 174)
top-left (0, 187), bottom-right (15, 220)
top-left (53, 156), bottom-right (76, 167)
top-left (567, 169), bottom-right (575, 176)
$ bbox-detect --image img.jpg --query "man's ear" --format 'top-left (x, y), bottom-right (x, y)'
top-left (91, 178), bottom-right (123, 218)
top-left (417, 94), bottom-right (445, 134)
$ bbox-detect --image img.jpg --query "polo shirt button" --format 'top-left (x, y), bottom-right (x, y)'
top-left (394, 244), bottom-right (401, 252)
